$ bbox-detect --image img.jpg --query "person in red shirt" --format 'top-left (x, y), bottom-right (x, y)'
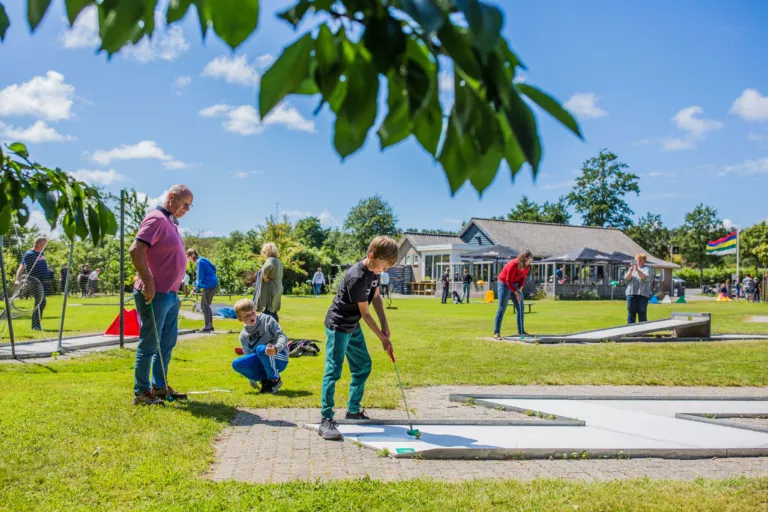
top-left (493, 250), bottom-right (533, 340)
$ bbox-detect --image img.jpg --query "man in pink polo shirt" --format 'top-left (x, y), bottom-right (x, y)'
top-left (129, 184), bottom-right (192, 405)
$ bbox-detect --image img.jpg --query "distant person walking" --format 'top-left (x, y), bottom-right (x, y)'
top-left (255, 243), bottom-right (284, 323)
top-left (441, 269), bottom-right (450, 304)
top-left (88, 268), bottom-right (101, 296)
top-left (493, 251), bottom-right (533, 340)
top-left (461, 268), bottom-right (473, 303)
top-left (743, 274), bottom-right (756, 303)
top-left (15, 237), bottom-right (53, 331)
top-left (625, 253), bottom-right (652, 324)
top-left (380, 270), bottom-right (390, 299)
top-left (129, 184), bottom-right (193, 406)
top-left (60, 263), bottom-right (69, 295)
top-left (312, 267), bottom-right (326, 297)
top-left (79, 263), bottom-right (90, 297)
top-left (186, 248), bottom-right (219, 333)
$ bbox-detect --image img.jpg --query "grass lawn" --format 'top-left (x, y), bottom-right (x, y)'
top-left (1, 297), bottom-right (768, 510)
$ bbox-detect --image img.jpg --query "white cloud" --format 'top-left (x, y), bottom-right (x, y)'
top-left (281, 208), bottom-right (338, 226)
top-left (199, 103), bottom-right (315, 135)
top-left (672, 106), bottom-right (723, 136)
top-left (173, 76), bottom-right (192, 96)
top-left (202, 55), bottom-right (261, 86)
top-left (179, 228), bottom-right (219, 238)
top-left (645, 171), bottom-right (677, 179)
top-left (233, 170), bottom-right (264, 179)
top-left (89, 140), bottom-right (172, 165)
top-left (723, 219), bottom-right (740, 230)
top-left (0, 71), bottom-right (76, 121)
top-left (121, 12), bottom-right (189, 63)
top-left (722, 157), bottom-right (768, 176)
top-left (660, 137), bottom-right (697, 151)
top-left (1, 120), bottom-right (76, 143)
top-left (541, 180), bottom-right (576, 190)
top-left (729, 89), bottom-right (768, 122)
top-left (137, 189), bottom-right (169, 210)
top-left (199, 104), bottom-right (232, 118)
top-left (162, 160), bottom-right (190, 170)
top-left (59, 8), bottom-right (188, 62)
top-left (59, 7), bottom-right (99, 49)
top-left (256, 54), bottom-right (275, 70)
top-left (563, 93), bottom-right (607, 119)
top-left (69, 169), bottom-right (125, 185)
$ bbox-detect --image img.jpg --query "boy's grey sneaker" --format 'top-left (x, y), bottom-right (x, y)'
top-left (270, 377), bottom-right (283, 394)
top-left (133, 390), bottom-right (164, 406)
top-left (319, 418), bottom-right (343, 440)
top-left (345, 409), bottom-right (371, 420)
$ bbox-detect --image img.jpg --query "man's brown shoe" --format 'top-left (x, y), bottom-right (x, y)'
top-left (133, 390), bottom-right (164, 406)
top-left (152, 385), bottom-right (188, 400)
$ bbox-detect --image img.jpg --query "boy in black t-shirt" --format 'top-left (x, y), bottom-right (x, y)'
top-left (319, 236), bottom-right (399, 441)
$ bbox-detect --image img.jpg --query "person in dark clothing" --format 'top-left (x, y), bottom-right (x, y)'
top-left (441, 270), bottom-right (450, 303)
top-left (461, 269), bottom-right (473, 303)
top-left (15, 237), bottom-right (53, 331)
top-left (60, 263), bottom-right (69, 296)
top-left (79, 264), bottom-right (91, 297)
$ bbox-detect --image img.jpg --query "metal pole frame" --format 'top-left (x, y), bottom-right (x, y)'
top-left (0, 237), bottom-right (16, 358)
top-left (119, 189), bottom-right (125, 348)
top-left (57, 239), bottom-right (74, 353)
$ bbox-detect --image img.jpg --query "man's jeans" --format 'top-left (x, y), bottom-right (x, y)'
top-left (627, 295), bottom-right (649, 324)
top-left (314, 283), bottom-right (322, 296)
top-left (441, 284), bottom-right (449, 303)
top-left (462, 282), bottom-right (471, 303)
top-left (494, 282), bottom-right (524, 334)
top-left (133, 291), bottom-right (179, 395)
top-left (200, 286), bottom-right (216, 330)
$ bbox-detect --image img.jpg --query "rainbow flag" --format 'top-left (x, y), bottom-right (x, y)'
top-left (707, 231), bottom-right (738, 256)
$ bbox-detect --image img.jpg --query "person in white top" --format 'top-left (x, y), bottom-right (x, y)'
top-left (380, 270), bottom-right (390, 298)
top-left (624, 254), bottom-right (651, 324)
top-left (312, 267), bottom-right (326, 297)
top-left (88, 268), bottom-right (101, 297)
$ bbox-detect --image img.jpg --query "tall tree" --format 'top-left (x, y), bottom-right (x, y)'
top-left (294, 216), bottom-right (328, 249)
top-left (506, 195), bottom-right (541, 222)
top-left (567, 150), bottom-right (640, 229)
top-left (0, 0), bottom-right (583, 197)
top-left (741, 221), bottom-right (768, 271)
top-left (344, 195), bottom-right (400, 256)
top-left (540, 196), bottom-right (571, 224)
top-left (677, 204), bottom-right (727, 282)
top-left (625, 212), bottom-right (671, 259)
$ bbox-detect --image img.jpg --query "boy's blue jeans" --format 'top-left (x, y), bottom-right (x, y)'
top-left (133, 291), bottom-right (180, 395)
top-left (494, 282), bottom-right (524, 334)
top-left (321, 326), bottom-right (372, 418)
top-left (232, 345), bottom-right (289, 381)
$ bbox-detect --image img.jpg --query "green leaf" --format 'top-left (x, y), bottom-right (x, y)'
top-left (74, 206), bottom-right (88, 240)
top-left (295, 76), bottom-right (319, 95)
top-left (36, 187), bottom-right (59, 228)
top-left (277, 0), bottom-right (309, 29)
top-left (455, 0), bottom-right (503, 54)
top-left (468, 142), bottom-right (502, 196)
top-left (396, 0), bottom-right (445, 33)
top-left (363, 15), bottom-right (406, 73)
top-left (27, 0), bottom-right (52, 31)
top-left (87, 205), bottom-right (101, 244)
top-left (500, 88), bottom-right (541, 173)
top-left (517, 84), bottom-right (582, 139)
top-left (438, 115), bottom-right (472, 194)
top-left (209, 0), bottom-right (259, 49)
top-left (437, 23), bottom-right (481, 80)
top-left (497, 114), bottom-right (525, 180)
top-left (17, 206), bottom-right (29, 227)
top-left (192, 0), bottom-right (210, 39)
top-left (259, 33), bottom-right (313, 117)
top-left (0, 205), bottom-right (11, 236)
top-left (166, 0), bottom-right (192, 24)
top-left (65, 0), bottom-right (93, 25)
top-left (315, 24), bottom-right (336, 73)
top-left (412, 92), bottom-right (442, 156)
top-left (8, 142), bottom-right (28, 158)
top-left (0, 4), bottom-right (9, 42)
top-left (334, 55), bottom-right (379, 159)
top-left (62, 211), bottom-right (76, 241)
top-left (98, 2), bottom-right (146, 56)
top-left (378, 74), bottom-right (410, 150)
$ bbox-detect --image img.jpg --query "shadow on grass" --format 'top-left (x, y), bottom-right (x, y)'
top-left (176, 400), bottom-right (241, 423)
top-left (231, 410), bottom-right (298, 428)
top-left (245, 389), bottom-right (313, 399)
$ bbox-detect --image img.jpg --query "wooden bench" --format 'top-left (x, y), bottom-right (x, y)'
top-left (523, 301), bottom-right (536, 314)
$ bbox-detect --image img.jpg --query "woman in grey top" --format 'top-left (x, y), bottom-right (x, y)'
top-left (625, 253), bottom-right (652, 324)
top-left (255, 242), bottom-right (284, 322)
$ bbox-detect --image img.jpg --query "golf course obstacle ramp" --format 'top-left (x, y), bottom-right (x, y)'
top-left (507, 312), bottom-right (712, 343)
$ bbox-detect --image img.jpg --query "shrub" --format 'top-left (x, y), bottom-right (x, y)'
top-left (291, 282), bottom-right (313, 296)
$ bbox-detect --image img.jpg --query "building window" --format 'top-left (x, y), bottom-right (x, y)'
top-left (405, 255), bottom-right (411, 264)
top-left (414, 255), bottom-right (419, 265)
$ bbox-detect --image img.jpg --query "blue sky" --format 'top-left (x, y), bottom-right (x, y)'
top-left (1, 0), bottom-right (767, 236)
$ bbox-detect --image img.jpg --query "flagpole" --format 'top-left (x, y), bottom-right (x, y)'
top-left (736, 229), bottom-right (740, 284)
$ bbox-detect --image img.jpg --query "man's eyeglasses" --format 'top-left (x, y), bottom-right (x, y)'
top-left (172, 195), bottom-right (193, 209)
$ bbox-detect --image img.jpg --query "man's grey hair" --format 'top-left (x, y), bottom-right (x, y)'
top-left (34, 237), bottom-right (48, 247)
top-left (168, 184), bottom-right (192, 197)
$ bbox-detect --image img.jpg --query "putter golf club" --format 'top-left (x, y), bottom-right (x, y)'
top-left (389, 348), bottom-right (421, 439)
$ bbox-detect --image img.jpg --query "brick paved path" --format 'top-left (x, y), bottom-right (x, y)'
top-left (209, 385), bottom-right (768, 483)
